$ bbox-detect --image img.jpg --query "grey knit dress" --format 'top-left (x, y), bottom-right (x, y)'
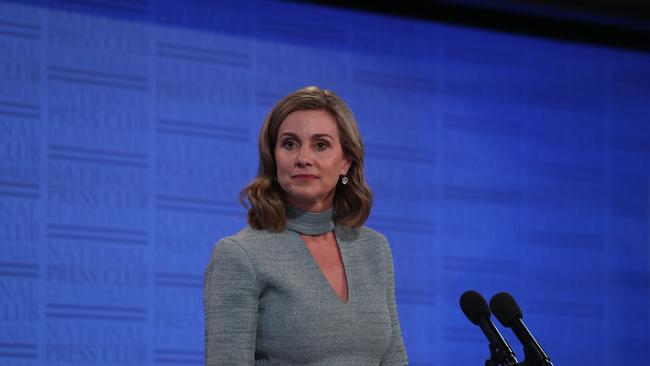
top-left (203, 206), bottom-right (408, 365)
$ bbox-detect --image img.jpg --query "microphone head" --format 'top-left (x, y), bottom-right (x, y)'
top-left (460, 290), bottom-right (491, 325)
top-left (489, 292), bottom-right (523, 327)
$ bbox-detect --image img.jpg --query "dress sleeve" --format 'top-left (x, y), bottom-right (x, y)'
top-left (380, 239), bottom-right (409, 366)
top-left (204, 238), bottom-right (259, 365)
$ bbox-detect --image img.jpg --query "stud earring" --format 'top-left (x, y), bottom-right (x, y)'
top-left (341, 176), bottom-right (349, 185)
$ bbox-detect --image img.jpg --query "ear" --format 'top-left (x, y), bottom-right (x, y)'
top-left (340, 157), bottom-right (352, 176)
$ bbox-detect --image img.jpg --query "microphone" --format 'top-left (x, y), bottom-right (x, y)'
top-left (460, 290), bottom-right (519, 366)
top-left (490, 292), bottom-right (553, 366)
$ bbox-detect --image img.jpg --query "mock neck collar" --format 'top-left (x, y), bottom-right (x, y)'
top-left (286, 204), bottom-right (335, 235)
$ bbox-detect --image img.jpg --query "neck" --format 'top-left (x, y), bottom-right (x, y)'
top-left (286, 204), bottom-right (334, 235)
top-left (286, 192), bottom-right (334, 213)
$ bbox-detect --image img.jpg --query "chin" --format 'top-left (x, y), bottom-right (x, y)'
top-left (286, 192), bottom-right (320, 204)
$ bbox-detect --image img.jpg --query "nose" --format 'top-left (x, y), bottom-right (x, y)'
top-left (295, 146), bottom-right (312, 167)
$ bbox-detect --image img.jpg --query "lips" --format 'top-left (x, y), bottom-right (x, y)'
top-left (292, 174), bottom-right (319, 179)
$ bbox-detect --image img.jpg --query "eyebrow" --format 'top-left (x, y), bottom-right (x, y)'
top-left (278, 132), bottom-right (334, 140)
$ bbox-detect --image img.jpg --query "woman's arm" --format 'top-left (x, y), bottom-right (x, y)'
top-left (204, 238), bottom-right (260, 365)
top-left (379, 240), bottom-right (409, 366)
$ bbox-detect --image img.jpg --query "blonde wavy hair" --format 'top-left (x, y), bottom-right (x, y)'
top-left (240, 86), bottom-right (372, 231)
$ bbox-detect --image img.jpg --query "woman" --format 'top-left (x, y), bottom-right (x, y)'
top-left (204, 86), bottom-right (408, 365)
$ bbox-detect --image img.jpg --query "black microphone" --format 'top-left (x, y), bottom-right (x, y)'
top-left (490, 292), bottom-right (553, 366)
top-left (460, 290), bottom-right (519, 366)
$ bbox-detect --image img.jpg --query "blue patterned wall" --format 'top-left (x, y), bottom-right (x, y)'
top-left (0, 0), bottom-right (649, 365)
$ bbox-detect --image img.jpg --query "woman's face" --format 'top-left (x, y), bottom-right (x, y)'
top-left (275, 109), bottom-right (351, 212)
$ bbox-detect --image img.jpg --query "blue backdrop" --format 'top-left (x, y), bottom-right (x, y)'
top-left (0, 0), bottom-right (649, 365)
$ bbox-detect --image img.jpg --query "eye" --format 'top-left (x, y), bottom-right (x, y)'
top-left (281, 138), bottom-right (298, 149)
top-left (314, 141), bottom-right (329, 151)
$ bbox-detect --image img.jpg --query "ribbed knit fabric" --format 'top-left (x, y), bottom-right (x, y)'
top-left (285, 205), bottom-right (334, 235)
top-left (203, 207), bottom-right (408, 365)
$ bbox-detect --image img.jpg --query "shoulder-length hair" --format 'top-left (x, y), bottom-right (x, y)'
top-left (240, 86), bottom-right (372, 231)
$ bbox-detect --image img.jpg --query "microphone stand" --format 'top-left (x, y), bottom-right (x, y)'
top-left (519, 348), bottom-right (554, 366)
top-left (514, 321), bottom-right (554, 366)
top-left (483, 341), bottom-right (519, 366)
top-left (487, 346), bottom-right (552, 366)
